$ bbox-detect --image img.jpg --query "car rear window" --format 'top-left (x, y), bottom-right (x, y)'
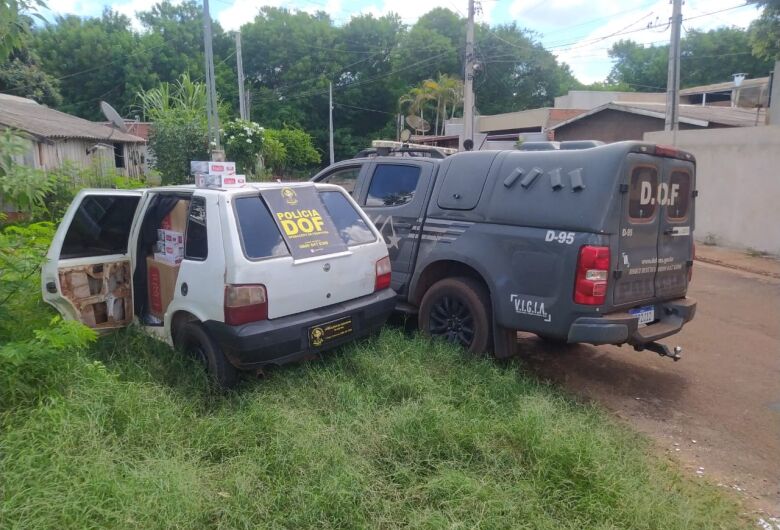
top-left (667, 170), bottom-right (691, 220)
top-left (61, 195), bottom-right (140, 259)
top-left (319, 191), bottom-right (376, 246)
top-left (234, 196), bottom-right (290, 259)
top-left (628, 166), bottom-right (659, 221)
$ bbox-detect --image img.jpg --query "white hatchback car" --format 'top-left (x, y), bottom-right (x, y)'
top-left (42, 182), bottom-right (395, 387)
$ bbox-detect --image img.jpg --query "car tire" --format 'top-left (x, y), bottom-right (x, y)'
top-left (175, 322), bottom-right (238, 389)
top-left (419, 276), bottom-right (492, 354)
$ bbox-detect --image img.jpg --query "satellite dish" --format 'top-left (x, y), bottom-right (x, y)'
top-left (405, 115), bottom-right (430, 133)
top-left (100, 101), bottom-right (128, 133)
top-left (400, 129), bottom-right (412, 143)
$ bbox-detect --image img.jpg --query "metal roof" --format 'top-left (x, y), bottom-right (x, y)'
top-left (679, 77), bottom-right (770, 96)
top-left (549, 101), bottom-right (766, 130)
top-left (0, 95), bottom-right (145, 143)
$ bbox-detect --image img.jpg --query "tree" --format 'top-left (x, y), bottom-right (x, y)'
top-left (474, 23), bottom-right (578, 113)
top-left (138, 74), bottom-right (210, 184)
top-left (32, 10), bottom-right (152, 119)
top-left (607, 40), bottom-right (668, 91)
top-left (0, 0), bottom-right (46, 61)
top-left (608, 28), bottom-right (773, 92)
top-left (749, 0), bottom-right (780, 60)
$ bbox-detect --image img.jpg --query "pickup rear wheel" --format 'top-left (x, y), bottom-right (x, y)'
top-left (419, 277), bottom-right (492, 354)
top-left (175, 322), bottom-right (238, 389)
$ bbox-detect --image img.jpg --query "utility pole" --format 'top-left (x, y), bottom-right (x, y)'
top-left (236, 30), bottom-right (247, 120)
top-left (463, 0), bottom-right (475, 149)
top-left (664, 0), bottom-right (682, 143)
top-left (329, 82), bottom-right (335, 165)
top-left (202, 0), bottom-right (221, 157)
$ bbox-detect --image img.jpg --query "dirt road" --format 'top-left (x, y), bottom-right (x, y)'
top-left (520, 260), bottom-right (780, 518)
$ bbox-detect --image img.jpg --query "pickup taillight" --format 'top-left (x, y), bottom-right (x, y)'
top-left (374, 256), bottom-right (391, 292)
top-left (224, 284), bottom-right (268, 325)
top-left (574, 245), bottom-right (610, 305)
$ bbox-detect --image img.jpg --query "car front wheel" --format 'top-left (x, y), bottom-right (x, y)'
top-left (419, 277), bottom-right (492, 354)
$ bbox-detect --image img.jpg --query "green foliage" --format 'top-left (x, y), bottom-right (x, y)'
top-left (260, 135), bottom-right (287, 177)
top-left (32, 10), bottom-right (152, 120)
top-left (474, 23), bottom-right (580, 114)
top-left (222, 119), bottom-right (264, 175)
top-left (0, 0), bottom-right (46, 61)
top-left (0, 130), bottom-right (56, 217)
top-left (135, 72), bottom-right (209, 122)
top-left (0, 326), bottom-right (750, 528)
top-left (148, 116), bottom-right (208, 185)
top-left (0, 47), bottom-right (61, 106)
top-left (0, 317), bottom-right (97, 412)
top-left (608, 28), bottom-right (774, 92)
top-left (749, 0), bottom-right (780, 60)
top-left (138, 74), bottom-right (213, 184)
top-left (264, 128), bottom-right (321, 174)
top-left (0, 221), bottom-right (56, 342)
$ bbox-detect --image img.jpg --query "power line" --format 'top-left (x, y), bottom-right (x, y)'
top-left (333, 102), bottom-right (396, 115)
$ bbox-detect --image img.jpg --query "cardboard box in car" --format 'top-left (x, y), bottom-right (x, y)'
top-left (147, 257), bottom-right (180, 318)
top-left (160, 200), bottom-right (189, 232)
top-left (190, 161), bottom-right (236, 176)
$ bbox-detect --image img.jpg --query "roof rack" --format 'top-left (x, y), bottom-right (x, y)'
top-left (354, 140), bottom-right (456, 159)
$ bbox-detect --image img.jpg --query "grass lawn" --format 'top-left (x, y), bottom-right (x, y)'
top-left (0, 326), bottom-right (749, 529)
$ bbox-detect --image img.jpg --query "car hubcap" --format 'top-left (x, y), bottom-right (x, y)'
top-left (189, 343), bottom-right (208, 368)
top-left (429, 295), bottom-right (475, 347)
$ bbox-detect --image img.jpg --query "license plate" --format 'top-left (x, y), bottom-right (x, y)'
top-left (308, 316), bottom-right (353, 348)
top-left (629, 305), bottom-right (655, 326)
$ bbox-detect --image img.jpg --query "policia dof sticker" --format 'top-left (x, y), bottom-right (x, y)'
top-left (261, 186), bottom-right (347, 260)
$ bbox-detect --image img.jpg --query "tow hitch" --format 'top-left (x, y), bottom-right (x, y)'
top-left (634, 341), bottom-right (682, 361)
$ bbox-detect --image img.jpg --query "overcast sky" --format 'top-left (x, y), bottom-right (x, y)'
top-left (45, 0), bottom-right (762, 84)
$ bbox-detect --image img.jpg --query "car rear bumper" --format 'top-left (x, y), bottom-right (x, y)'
top-left (567, 297), bottom-right (696, 346)
top-left (203, 289), bottom-right (396, 369)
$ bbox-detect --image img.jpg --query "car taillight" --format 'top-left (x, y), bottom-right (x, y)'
top-left (375, 256), bottom-right (391, 292)
top-left (688, 242), bottom-right (695, 283)
top-left (574, 245), bottom-right (610, 305)
top-left (224, 284), bottom-right (268, 325)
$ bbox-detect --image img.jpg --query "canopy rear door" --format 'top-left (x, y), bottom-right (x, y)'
top-left (656, 158), bottom-right (695, 299)
top-left (613, 154), bottom-right (661, 306)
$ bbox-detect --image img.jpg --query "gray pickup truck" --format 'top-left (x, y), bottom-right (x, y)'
top-left (311, 141), bottom-right (697, 359)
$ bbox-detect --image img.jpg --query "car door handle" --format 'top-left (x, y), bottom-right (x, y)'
top-left (663, 228), bottom-right (674, 235)
top-left (46, 281), bottom-right (57, 293)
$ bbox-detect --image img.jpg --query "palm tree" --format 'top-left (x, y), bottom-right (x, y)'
top-left (435, 74), bottom-right (464, 136)
top-left (135, 73), bottom-right (209, 122)
top-left (398, 85), bottom-right (435, 135)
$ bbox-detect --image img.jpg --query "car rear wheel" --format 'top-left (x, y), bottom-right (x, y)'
top-left (175, 322), bottom-right (238, 389)
top-left (419, 277), bottom-right (492, 354)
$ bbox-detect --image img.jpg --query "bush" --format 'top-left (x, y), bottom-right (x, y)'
top-left (0, 222), bottom-right (56, 342)
top-left (222, 119), bottom-right (264, 175)
top-left (148, 113), bottom-right (209, 185)
top-left (264, 127), bottom-right (320, 175)
top-left (0, 317), bottom-right (97, 413)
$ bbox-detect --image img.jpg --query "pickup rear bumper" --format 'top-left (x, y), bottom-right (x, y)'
top-left (567, 297), bottom-right (696, 346)
top-left (203, 289), bottom-right (396, 369)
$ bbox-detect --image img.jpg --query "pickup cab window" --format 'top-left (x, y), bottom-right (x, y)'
top-left (319, 191), bottom-right (376, 246)
top-left (320, 166), bottom-right (360, 194)
top-left (365, 164), bottom-right (420, 207)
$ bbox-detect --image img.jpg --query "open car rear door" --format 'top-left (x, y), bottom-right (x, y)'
top-left (42, 190), bottom-right (144, 330)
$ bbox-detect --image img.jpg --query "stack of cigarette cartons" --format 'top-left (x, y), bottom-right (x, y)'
top-left (154, 229), bottom-right (184, 265)
top-left (191, 160), bottom-right (246, 188)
